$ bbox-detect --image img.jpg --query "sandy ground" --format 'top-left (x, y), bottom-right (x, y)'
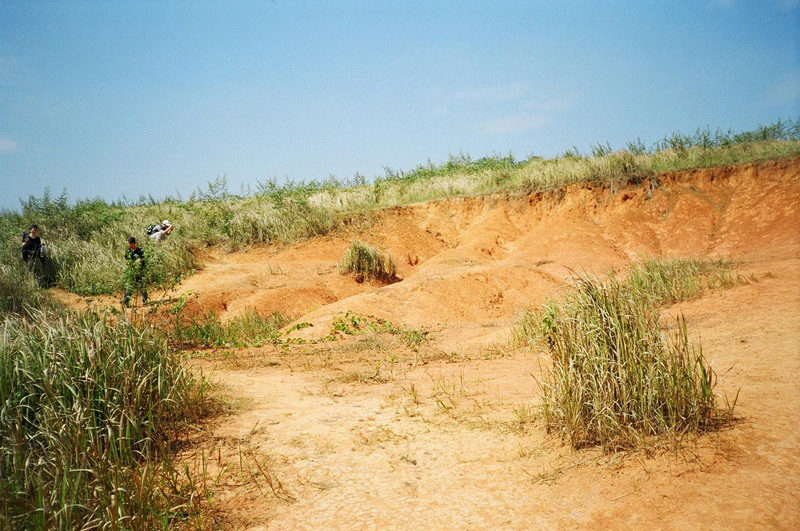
top-left (116, 158), bottom-right (800, 528)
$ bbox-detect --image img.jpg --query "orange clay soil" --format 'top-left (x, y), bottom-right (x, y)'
top-left (84, 158), bottom-right (800, 529)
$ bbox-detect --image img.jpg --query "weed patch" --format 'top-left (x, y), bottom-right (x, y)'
top-left (171, 308), bottom-right (289, 349)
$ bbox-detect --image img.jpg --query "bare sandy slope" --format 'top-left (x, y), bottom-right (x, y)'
top-left (172, 158), bottom-right (799, 529)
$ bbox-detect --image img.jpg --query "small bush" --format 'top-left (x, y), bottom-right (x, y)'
top-left (338, 240), bottom-right (397, 283)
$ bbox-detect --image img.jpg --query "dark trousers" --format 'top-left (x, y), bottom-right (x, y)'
top-left (123, 276), bottom-right (147, 305)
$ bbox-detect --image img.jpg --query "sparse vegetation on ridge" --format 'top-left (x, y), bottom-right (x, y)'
top-left (0, 119), bottom-right (796, 299)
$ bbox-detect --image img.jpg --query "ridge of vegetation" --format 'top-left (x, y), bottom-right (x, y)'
top-left (0, 118), bottom-right (797, 298)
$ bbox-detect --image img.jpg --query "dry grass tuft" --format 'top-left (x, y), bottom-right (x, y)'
top-left (338, 240), bottom-right (398, 283)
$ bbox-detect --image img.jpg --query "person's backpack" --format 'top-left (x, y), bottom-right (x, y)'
top-left (145, 223), bottom-right (161, 235)
top-left (21, 232), bottom-right (28, 260)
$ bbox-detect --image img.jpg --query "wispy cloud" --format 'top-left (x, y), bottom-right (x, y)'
top-left (0, 138), bottom-right (18, 154)
top-left (481, 115), bottom-right (549, 135)
top-left (523, 94), bottom-right (574, 114)
top-left (709, 0), bottom-right (799, 9)
top-left (773, 0), bottom-right (800, 10)
top-left (431, 82), bottom-right (575, 135)
top-left (430, 81), bottom-right (532, 116)
top-left (765, 70), bottom-right (800, 105)
top-left (481, 90), bottom-right (575, 135)
top-left (453, 82), bottom-right (530, 102)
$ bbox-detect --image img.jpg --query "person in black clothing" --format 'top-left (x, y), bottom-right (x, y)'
top-left (122, 236), bottom-right (147, 306)
top-left (21, 224), bottom-right (41, 261)
top-left (21, 224), bottom-right (46, 287)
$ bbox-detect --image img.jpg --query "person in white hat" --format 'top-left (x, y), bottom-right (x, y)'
top-left (149, 219), bottom-right (174, 242)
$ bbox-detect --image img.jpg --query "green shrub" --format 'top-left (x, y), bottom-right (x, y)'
top-left (338, 240), bottom-right (397, 283)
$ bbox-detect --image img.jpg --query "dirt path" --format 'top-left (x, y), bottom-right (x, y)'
top-left (173, 159), bottom-right (800, 529)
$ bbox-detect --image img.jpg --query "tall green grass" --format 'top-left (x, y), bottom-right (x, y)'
top-left (0, 194), bottom-right (200, 297)
top-left (226, 195), bottom-right (334, 246)
top-left (0, 308), bottom-right (211, 529)
top-left (0, 262), bottom-right (59, 318)
top-left (514, 259), bottom-right (738, 450)
top-left (625, 258), bottom-right (737, 305)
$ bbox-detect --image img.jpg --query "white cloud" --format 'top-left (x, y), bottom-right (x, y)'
top-left (709, 0), bottom-right (799, 9)
top-left (523, 94), bottom-right (574, 114)
top-left (766, 70), bottom-right (800, 105)
top-left (428, 82), bottom-right (531, 118)
top-left (481, 115), bottom-right (549, 135)
top-left (434, 82), bottom-right (576, 112)
top-left (0, 138), bottom-right (18, 154)
top-left (431, 83), bottom-right (572, 135)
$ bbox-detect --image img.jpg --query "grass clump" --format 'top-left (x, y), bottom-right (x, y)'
top-left (626, 257), bottom-right (737, 305)
top-left (326, 311), bottom-right (430, 352)
top-left (515, 258), bottom-right (738, 451)
top-left (338, 240), bottom-right (397, 283)
top-left (0, 308), bottom-right (212, 529)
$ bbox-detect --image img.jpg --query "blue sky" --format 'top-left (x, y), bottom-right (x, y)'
top-left (1, 1), bottom-right (798, 212)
